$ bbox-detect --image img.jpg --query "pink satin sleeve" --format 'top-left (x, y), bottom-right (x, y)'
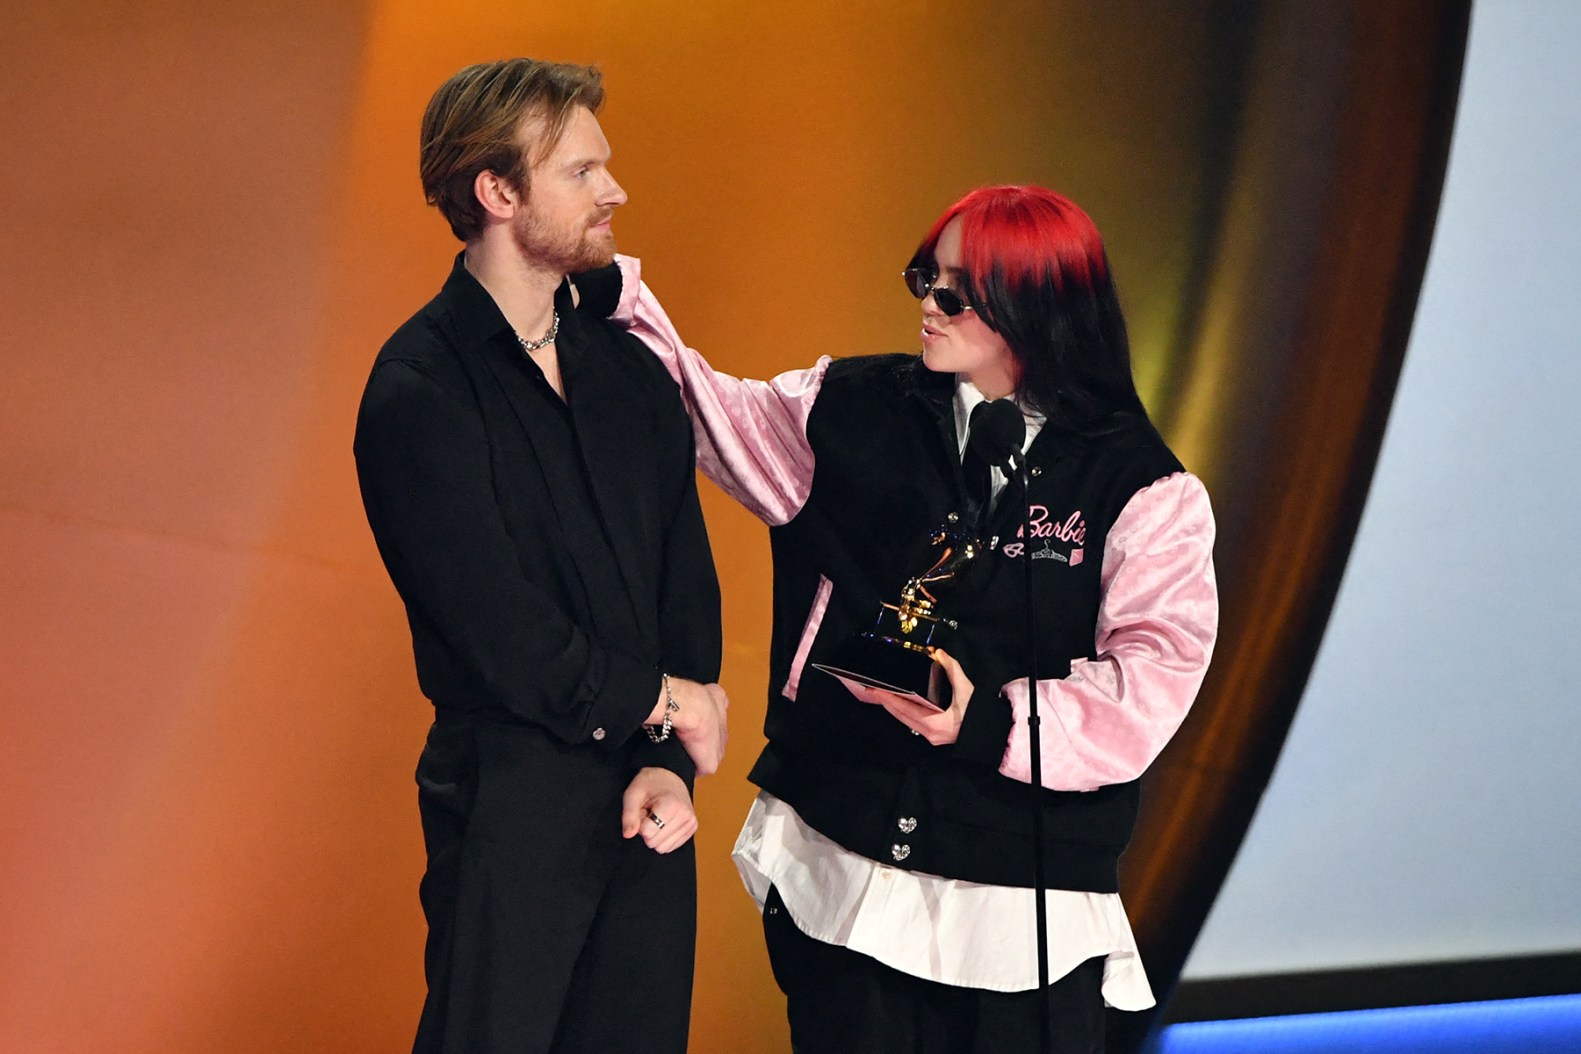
top-left (613, 255), bottom-right (824, 526)
top-left (999, 472), bottom-right (1218, 792)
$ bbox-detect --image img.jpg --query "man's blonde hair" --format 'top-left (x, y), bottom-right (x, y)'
top-left (419, 59), bottom-right (605, 242)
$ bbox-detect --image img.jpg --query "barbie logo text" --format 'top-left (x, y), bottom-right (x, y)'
top-left (1018, 505), bottom-right (1086, 546)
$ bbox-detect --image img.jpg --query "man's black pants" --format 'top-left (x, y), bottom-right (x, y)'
top-left (413, 719), bottom-right (696, 1054)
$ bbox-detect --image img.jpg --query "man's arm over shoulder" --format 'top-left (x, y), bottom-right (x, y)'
top-left (353, 357), bottom-right (661, 751)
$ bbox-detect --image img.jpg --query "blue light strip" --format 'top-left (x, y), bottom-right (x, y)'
top-left (1156, 994), bottom-right (1581, 1054)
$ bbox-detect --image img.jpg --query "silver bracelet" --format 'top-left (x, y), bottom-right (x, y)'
top-left (646, 673), bottom-right (680, 743)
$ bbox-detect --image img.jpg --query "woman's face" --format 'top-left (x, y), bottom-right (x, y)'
top-left (919, 217), bottom-right (1019, 399)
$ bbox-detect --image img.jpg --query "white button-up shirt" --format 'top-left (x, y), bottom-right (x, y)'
top-left (734, 793), bottom-right (1154, 1006)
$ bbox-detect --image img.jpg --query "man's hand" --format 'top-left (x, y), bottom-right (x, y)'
top-left (621, 767), bottom-right (698, 854)
top-left (649, 676), bottom-right (729, 775)
top-left (843, 648), bottom-right (974, 746)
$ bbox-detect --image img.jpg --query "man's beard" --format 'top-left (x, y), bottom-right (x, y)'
top-left (512, 204), bottom-right (616, 274)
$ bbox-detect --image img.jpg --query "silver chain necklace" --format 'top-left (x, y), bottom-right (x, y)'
top-left (516, 310), bottom-right (559, 353)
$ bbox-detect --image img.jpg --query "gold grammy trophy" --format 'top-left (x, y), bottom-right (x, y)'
top-left (813, 522), bottom-right (980, 709)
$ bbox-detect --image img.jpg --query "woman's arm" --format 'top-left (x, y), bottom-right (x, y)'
top-left (610, 255), bottom-right (828, 526)
top-left (997, 472), bottom-right (1218, 792)
top-left (848, 473), bottom-right (1216, 782)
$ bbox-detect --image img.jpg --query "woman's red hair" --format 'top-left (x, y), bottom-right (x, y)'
top-left (907, 185), bottom-right (1147, 431)
top-left (915, 185), bottom-right (1108, 301)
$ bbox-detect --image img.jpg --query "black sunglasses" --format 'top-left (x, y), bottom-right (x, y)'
top-left (902, 267), bottom-right (975, 317)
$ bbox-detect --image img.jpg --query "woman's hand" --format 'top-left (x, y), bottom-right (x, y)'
top-left (843, 648), bottom-right (975, 746)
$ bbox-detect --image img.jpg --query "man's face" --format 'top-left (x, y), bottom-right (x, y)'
top-left (511, 105), bottom-right (627, 273)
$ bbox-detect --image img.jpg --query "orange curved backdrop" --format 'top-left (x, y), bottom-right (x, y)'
top-left (1, 3), bottom-right (1460, 1051)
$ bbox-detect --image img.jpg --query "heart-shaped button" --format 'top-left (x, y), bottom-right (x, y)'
top-left (891, 843), bottom-right (911, 862)
top-left (897, 817), bottom-right (917, 833)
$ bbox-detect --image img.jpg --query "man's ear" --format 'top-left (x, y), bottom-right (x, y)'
top-left (473, 169), bottom-right (521, 222)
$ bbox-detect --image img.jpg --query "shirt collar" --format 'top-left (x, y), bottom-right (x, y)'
top-left (951, 380), bottom-right (1044, 457)
top-left (435, 251), bottom-right (583, 356)
top-left (437, 252), bottom-right (512, 351)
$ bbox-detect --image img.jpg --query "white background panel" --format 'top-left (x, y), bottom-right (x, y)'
top-left (1185, 0), bottom-right (1581, 978)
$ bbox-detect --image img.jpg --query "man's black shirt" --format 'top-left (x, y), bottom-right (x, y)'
top-left (353, 253), bottom-right (721, 776)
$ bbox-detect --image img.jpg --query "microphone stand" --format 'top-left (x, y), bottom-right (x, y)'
top-left (1010, 450), bottom-right (1053, 1054)
top-left (971, 400), bottom-right (1051, 1054)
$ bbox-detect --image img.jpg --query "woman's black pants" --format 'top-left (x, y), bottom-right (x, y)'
top-left (762, 885), bottom-right (1107, 1054)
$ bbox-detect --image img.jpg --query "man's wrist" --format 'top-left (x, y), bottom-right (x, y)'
top-left (648, 678), bottom-right (670, 726)
top-left (645, 673), bottom-right (680, 743)
top-left (666, 676), bottom-right (705, 733)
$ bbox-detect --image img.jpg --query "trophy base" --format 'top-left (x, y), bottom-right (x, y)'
top-left (812, 633), bottom-right (947, 710)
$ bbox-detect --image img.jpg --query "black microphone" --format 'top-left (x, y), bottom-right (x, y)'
top-left (966, 398), bottom-right (1025, 470)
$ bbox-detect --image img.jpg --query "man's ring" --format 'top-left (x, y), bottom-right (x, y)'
top-left (647, 810), bottom-right (666, 829)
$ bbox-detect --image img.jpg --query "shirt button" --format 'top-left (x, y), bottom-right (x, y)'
top-left (897, 817), bottom-right (918, 833)
top-left (891, 844), bottom-right (911, 862)
top-left (592, 727), bottom-right (607, 741)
